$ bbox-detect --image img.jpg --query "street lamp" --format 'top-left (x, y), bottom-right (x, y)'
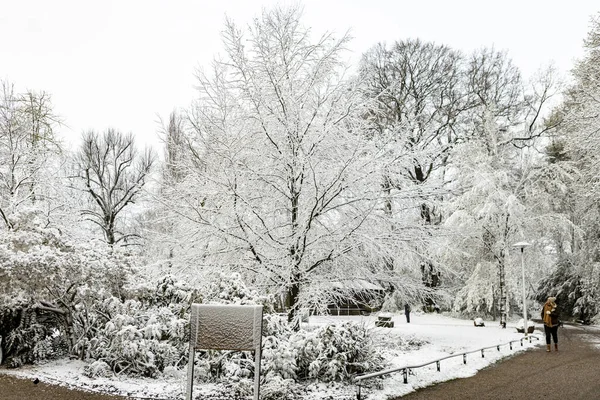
top-left (513, 241), bottom-right (531, 335)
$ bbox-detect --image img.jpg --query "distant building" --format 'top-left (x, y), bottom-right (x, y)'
top-left (324, 279), bottom-right (385, 316)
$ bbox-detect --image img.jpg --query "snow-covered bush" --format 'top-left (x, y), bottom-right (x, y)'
top-left (83, 276), bottom-right (195, 377)
top-left (379, 333), bottom-right (429, 352)
top-left (83, 273), bottom-right (274, 378)
top-left (263, 316), bottom-right (385, 383)
top-left (0, 217), bottom-right (135, 366)
top-left (0, 305), bottom-right (68, 367)
top-left (193, 349), bottom-right (255, 382)
top-left (83, 360), bottom-right (113, 378)
top-left (261, 314), bottom-right (298, 381)
top-left (204, 272), bottom-right (275, 313)
top-left (294, 322), bottom-right (385, 382)
top-left (188, 309), bottom-right (383, 387)
top-left (261, 376), bottom-right (302, 400)
top-left (131, 273), bottom-right (197, 308)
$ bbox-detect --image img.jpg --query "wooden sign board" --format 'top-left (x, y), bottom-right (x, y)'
top-left (186, 304), bottom-right (263, 400)
top-left (190, 304), bottom-right (263, 351)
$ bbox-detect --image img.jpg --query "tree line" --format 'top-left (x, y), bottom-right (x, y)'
top-left (2, 6), bottom-right (600, 327)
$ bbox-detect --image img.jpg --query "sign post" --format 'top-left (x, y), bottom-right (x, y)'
top-left (186, 304), bottom-right (263, 400)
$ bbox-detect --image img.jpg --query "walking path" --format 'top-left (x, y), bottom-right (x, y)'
top-left (395, 323), bottom-right (600, 400)
top-left (0, 373), bottom-right (129, 400)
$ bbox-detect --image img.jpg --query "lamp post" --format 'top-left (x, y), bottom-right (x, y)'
top-left (513, 241), bottom-right (531, 335)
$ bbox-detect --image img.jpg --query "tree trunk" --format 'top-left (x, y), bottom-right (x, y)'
top-left (498, 257), bottom-right (507, 327)
top-left (285, 276), bottom-right (301, 331)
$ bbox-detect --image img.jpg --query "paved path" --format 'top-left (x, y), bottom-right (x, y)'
top-left (0, 374), bottom-right (130, 400)
top-left (394, 324), bottom-right (600, 400)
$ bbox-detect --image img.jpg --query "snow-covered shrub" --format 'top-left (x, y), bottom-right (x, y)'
top-left (192, 349), bottom-right (254, 383)
top-left (163, 365), bottom-right (184, 379)
top-left (83, 276), bottom-right (194, 377)
top-left (263, 317), bottom-right (385, 384)
top-left (261, 376), bottom-right (302, 400)
top-left (205, 272), bottom-right (275, 313)
top-left (91, 316), bottom-right (161, 377)
top-left (32, 335), bottom-right (62, 361)
top-left (130, 273), bottom-right (197, 309)
top-left (258, 314), bottom-right (299, 382)
top-left (0, 217), bottom-right (137, 365)
top-left (82, 272), bottom-right (276, 379)
top-left (262, 337), bottom-right (297, 380)
top-left (190, 319), bottom-right (383, 393)
top-left (0, 305), bottom-right (68, 367)
top-left (380, 333), bottom-right (429, 352)
top-left (83, 360), bottom-right (113, 378)
top-left (190, 311), bottom-right (383, 386)
top-left (294, 322), bottom-right (385, 382)
top-left (262, 313), bottom-right (294, 338)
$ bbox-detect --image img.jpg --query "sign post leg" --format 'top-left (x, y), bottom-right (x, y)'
top-left (186, 344), bottom-right (195, 400)
top-left (254, 348), bottom-right (261, 400)
top-left (254, 306), bottom-right (263, 400)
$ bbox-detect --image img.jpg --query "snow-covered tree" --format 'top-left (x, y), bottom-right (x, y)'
top-left (564, 12), bottom-right (600, 264)
top-left (359, 39), bottom-right (465, 222)
top-left (160, 110), bottom-right (188, 184)
top-left (358, 43), bottom-right (552, 311)
top-left (358, 39), bottom-right (469, 307)
top-left (536, 12), bottom-right (600, 320)
top-left (439, 59), bottom-right (561, 320)
top-left (159, 6), bottom-right (428, 327)
top-left (73, 129), bottom-right (156, 245)
top-left (0, 80), bottom-right (62, 230)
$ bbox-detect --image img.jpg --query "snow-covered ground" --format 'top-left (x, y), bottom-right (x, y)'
top-left (0, 312), bottom-right (543, 399)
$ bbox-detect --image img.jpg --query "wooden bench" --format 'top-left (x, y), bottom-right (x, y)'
top-left (375, 313), bottom-right (394, 328)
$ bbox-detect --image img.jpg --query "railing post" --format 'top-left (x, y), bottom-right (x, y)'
top-left (403, 368), bottom-right (408, 384)
top-left (497, 345), bottom-right (500, 351)
top-left (436, 361), bottom-right (440, 372)
top-left (481, 349), bottom-right (485, 358)
top-left (520, 338), bottom-right (523, 347)
top-left (510, 341), bottom-right (513, 350)
top-left (463, 354), bottom-right (467, 364)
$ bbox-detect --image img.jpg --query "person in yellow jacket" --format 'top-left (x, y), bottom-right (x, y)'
top-left (541, 296), bottom-right (560, 352)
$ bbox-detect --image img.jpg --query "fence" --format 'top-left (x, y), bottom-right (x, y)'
top-left (354, 334), bottom-right (541, 400)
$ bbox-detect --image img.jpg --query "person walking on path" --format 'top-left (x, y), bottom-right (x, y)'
top-left (404, 303), bottom-right (411, 323)
top-left (541, 296), bottom-right (560, 352)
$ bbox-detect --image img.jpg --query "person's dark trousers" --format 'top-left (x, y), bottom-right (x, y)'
top-left (405, 312), bottom-right (410, 323)
top-left (544, 325), bottom-right (558, 344)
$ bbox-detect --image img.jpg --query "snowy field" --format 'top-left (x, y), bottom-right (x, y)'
top-left (0, 312), bottom-right (543, 399)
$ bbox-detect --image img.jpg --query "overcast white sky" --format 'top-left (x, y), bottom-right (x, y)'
top-left (1, 0), bottom-right (598, 151)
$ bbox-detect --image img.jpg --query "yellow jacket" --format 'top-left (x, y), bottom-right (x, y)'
top-left (541, 301), bottom-right (559, 327)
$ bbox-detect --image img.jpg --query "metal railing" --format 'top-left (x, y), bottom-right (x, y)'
top-left (354, 334), bottom-right (541, 399)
